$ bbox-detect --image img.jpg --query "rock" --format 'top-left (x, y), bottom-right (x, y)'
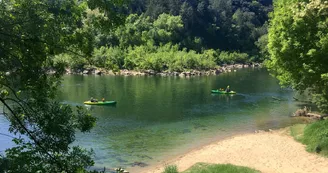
top-left (160, 72), bottom-right (168, 77)
top-left (5, 72), bottom-right (10, 76)
top-left (214, 69), bottom-right (221, 75)
top-left (253, 63), bottom-right (260, 67)
top-left (307, 113), bottom-right (323, 120)
top-left (293, 107), bottom-right (309, 117)
top-left (65, 68), bottom-right (72, 74)
top-left (145, 70), bottom-right (156, 75)
top-left (136, 72), bottom-right (146, 76)
top-left (131, 162), bottom-right (148, 167)
top-left (179, 73), bottom-right (185, 77)
top-left (234, 64), bottom-right (243, 69)
top-left (95, 70), bottom-right (102, 75)
top-left (83, 70), bottom-right (90, 74)
top-left (173, 72), bottom-right (180, 76)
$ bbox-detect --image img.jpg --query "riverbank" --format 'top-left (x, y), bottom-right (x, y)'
top-left (65, 63), bottom-right (262, 76)
top-left (143, 127), bottom-right (328, 173)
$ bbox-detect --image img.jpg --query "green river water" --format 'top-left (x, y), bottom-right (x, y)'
top-left (0, 68), bottom-right (307, 172)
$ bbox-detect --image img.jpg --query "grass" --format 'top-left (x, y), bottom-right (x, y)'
top-left (290, 124), bottom-right (306, 141)
top-left (162, 163), bottom-right (260, 173)
top-left (290, 121), bottom-right (328, 157)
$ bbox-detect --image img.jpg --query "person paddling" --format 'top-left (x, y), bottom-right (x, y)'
top-left (90, 97), bottom-right (98, 102)
top-left (225, 85), bottom-right (231, 92)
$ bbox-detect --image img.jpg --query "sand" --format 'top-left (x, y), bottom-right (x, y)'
top-left (144, 129), bottom-right (328, 173)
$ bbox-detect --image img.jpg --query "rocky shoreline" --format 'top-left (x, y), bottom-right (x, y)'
top-left (66, 63), bottom-right (262, 77)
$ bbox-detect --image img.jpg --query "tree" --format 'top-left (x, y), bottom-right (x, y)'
top-left (267, 0), bottom-right (328, 112)
top-left (0, 0), bottom-right (124, 172)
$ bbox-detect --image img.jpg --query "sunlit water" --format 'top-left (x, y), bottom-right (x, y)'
top-left (0, 68), bottom-right (307, 172)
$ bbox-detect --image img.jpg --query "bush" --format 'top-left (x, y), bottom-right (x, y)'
top-left (124, 43), bottom-right (218, 72)
top-left (163, 165), bottom-right (178, 173)
top-left (302, 120), bottom-right (328, 156)
top-left (217, 51), bottom-right (249, 64)
top-left (53, 53), bottom-right (87, 70)
top-left (93, 46), bottom-right (125, 71)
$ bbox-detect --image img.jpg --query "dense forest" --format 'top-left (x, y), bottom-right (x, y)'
top-left (54, 0), bottom-right (273, 72)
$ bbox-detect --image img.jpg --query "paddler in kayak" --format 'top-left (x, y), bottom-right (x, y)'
top-left (225, 85), bottom-right (231, 92)
top-left (90, 97), bottom-right (98, 102)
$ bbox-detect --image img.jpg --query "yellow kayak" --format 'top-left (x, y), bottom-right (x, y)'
top-left (84, 101), bottom-right (117, 105)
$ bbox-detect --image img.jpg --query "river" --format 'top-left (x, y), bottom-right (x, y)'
top-left (0, 68), bottom-right (305, 172)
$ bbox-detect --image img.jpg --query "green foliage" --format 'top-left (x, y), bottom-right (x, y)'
top-left (53, 54), bottom-right (87, 70)
top-left (94, 0), bottom-right (272, 54)
top-left (92, 46), bottom-right (125, 71)
top-left (182, 163), bottom-right (260, 173)
top-left (111, 13), bottom-right (183, 48)
top-left (0, 0), bottom-right (124, 172)
top-left (294, 121), bottom-right (328, 157)
top-left (255, 34), bottom-right (269, 61)
top-left (217, 51), bottom-right (250, 65)
top-left (267, 0), bottom-right (328, 112)
top-left (163, 165), bottom-right (179, 173)
top-left (124, 43), bottom-right (217, 72)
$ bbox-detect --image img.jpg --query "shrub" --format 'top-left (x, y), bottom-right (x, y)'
top-left (53, 53), bottom-right (87, 70)
top-left (162, 165), bottom-right (178, 173)
top-left (302, 120), bottom-right (328, 156)
top-left (93, 46), bottom-right (125, 71)
top-left (217, 51), bottom-right (249, 64)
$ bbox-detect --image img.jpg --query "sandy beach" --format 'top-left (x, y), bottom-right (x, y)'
top-left (144, 128), bottom-right (328, 173)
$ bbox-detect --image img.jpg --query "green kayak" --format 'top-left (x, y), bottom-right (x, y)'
top-left (84, 101), bottom-right (117, 105)
top-left (211, 90), bottom-right (236, 94)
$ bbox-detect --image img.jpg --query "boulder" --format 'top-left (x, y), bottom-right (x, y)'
top-left (234, 64), bottom-right (243, 68)
top-left (83, 70), bottom-right (90, 75)
top-left (293, 107), bottom-right (308, 117)
top-left (214, 69), bottom-right (221, 75)
top-left (145, 70), bottom-right (156, 75)
top-left (173, 72), bottom-right (180, 76)
top-left (95, 70), bottom-right (102, 75)
top-left (65, 68), bottom-right (72, 74)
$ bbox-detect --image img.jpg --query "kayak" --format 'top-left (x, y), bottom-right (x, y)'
top-left (84, 101), bottom-right (117, 105)
top-left (211, 90), bottom-right (236, 94)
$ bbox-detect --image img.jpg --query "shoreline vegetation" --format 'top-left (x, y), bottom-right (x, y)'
top-left (61, 63), bottom-right (262, 76)
top-left (141, 126), bottom-right (328, 173)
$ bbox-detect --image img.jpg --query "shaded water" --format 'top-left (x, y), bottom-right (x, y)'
top-left (0, 68), bottom-right (305, 172)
